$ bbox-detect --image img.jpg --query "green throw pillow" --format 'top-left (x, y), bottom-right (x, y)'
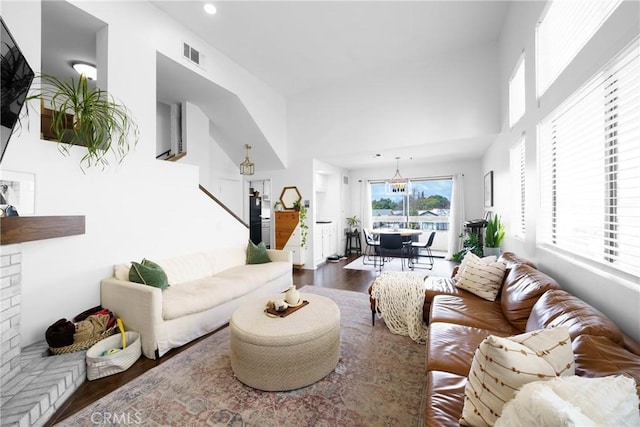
top-left (129, 259), bottom-right (169, 289)
top-left (247, 240), bottom-right (272, 264)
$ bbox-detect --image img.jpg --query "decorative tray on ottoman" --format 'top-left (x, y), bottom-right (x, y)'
top-left (265, 300), bottom-right (309, 317)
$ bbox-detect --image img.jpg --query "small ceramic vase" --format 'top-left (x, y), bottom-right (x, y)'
top-left (285, 285), bottom-right (300, 305)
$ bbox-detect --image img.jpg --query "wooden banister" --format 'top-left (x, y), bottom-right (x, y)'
top-left (198, 184), bottom-right (248, 228)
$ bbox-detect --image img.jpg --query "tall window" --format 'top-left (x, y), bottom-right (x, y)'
top-left (538, 38), bottom-right (640, 278)
top-left (510, 137), bottom-right (526, 239)
top-left (509, 55), bottom-right (526, 127)
top-left (536, 0), bottom-right (622, 97)
top-left (370, 178), bottom-right (452, 232)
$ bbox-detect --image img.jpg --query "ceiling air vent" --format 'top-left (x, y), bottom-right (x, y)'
top-left (183, 42), bottom-right (200, 65)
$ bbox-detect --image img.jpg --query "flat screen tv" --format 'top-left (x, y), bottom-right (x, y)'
top-left (1, 16), bottom-right (35, 164)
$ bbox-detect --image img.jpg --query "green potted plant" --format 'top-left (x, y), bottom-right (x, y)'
top-left (452, 231), bottom-right (484, 262)
top-left (27, 73), bottom-right (139, 171)
top-left (297, 204), bottom-right (308, 249)
top-left (346, 215), bottom-right (360, 232)
top-left (484, 214), bottom-right (506, 256)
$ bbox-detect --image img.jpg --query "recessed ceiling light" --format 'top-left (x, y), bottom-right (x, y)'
top-left (72, 62), bottom-right (97, 80)
top-left (204, 3), bottom-right (217, 15)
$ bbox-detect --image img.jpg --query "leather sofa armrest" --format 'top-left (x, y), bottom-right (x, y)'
top-left (101, 277), bottom-right (163, 359)
top-left (623, 333), bottom-right (640, 356)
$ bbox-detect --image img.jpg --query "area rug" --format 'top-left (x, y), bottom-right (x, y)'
top-left (344, 255), bottom-right (454, 277)
top-left (59, 286), bottom-right (426, 426)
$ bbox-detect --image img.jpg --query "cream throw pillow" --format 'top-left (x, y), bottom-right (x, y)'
top-left (455, 255), bottom-right (506, 301)
top-left (460, 326), bottom-right (575, 427)
top-left (454, 252), bottom-right (497, 281)
top-left (114, 263), bottom-right (131, 281)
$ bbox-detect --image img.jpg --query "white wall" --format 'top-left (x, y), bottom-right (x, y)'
top-left (485, 1), bottom-right (640, 340)
top-left (181, 102), bottom-right (211, 186)
top-left (287, 42), bottom-right (500, 163)
top-left (0, 0), bottom-right (287, 347)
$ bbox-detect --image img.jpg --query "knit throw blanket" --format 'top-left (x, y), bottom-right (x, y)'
top-left (370, 271), bottom-right (427, 344)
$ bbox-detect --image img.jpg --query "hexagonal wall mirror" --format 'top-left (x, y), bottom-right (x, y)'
top-left (279, 186), bottom-right (302, 210)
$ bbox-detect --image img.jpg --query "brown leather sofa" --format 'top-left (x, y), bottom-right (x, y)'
top-left (422, 252), bottom-right (640, 426)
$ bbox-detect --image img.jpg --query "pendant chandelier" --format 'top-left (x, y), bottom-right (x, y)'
top-left (240, 144), bottom-right (255, 176)
top-left (386, 157), bottom-right (408, 194)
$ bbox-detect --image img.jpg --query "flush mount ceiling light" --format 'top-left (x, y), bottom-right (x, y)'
top-left (240, 144), bottom-right (255, 176)
top-left (72, 62), bottom-right (97, 80)
top-left (386, 157), bottom-right (408, 194)
top-left (203, 3), bottom-right (217, 15)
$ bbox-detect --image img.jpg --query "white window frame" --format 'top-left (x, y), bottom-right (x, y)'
top-left (536, 0), bottom-right (623, 97)
top-left (510, 136), bottom-right (526, 240)
top-left (509, 53), bottom-right (526, 127)
top-left (537, 37), bottom-right (640, 280)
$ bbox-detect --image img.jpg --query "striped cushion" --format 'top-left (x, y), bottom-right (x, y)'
top-left (454, 253), bottom-right (497, 281)
top-left (455, 255), bottom-right (506, 301)
top-left (460, 326), bottom-right (575, 427)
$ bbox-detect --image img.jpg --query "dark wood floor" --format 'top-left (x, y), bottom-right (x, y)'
top-left (45, 254), bottom-right (385, 426)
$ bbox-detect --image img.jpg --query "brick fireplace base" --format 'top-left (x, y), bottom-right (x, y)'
top-left (1, 341), bottom-right (86, 426)
top-left (1, 244), bottom-right (86, 426)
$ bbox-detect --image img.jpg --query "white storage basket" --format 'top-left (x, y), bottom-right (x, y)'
top-left (86, 331), bottom-right (141, 381)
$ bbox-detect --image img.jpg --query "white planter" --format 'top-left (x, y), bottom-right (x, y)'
top-left (484, 247), bottom-right (502, 257)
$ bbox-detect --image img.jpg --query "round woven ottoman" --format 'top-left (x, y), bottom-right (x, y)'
top-left (230, 293), bottom-right (341, 391)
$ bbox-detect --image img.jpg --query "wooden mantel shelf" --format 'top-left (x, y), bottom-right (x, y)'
top-left (0, 216), bottom-right (85, 245)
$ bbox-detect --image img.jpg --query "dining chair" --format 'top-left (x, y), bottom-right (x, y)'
top-left (362, 229), bottom-right (381, 266)
top-left (408, 231), bottom-right (435, 270)
top-left (378, 233), bottom-right (409, 271)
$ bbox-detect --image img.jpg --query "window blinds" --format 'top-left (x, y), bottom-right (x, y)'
top-left (510, 137), bottom-right (526, 239)
top-left (536, 0), bottom-right (622, 97)
top-left (538, 38), bottom-right (640, 278)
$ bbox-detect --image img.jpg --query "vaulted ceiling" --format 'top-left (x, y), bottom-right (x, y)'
top-left (151, 1), bottom-right (510, 97)
top-left (42, 1), bottom-right (511, 171)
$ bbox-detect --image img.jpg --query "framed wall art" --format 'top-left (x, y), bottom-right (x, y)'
top-left (484, 171), bottom-right (493, 208)
top-left (0, 170), bottom-right (35, 215)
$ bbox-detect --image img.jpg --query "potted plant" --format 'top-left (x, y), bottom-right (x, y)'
top-left (452, 231), bottom-right (484, 262)
top-left (298, 204), bottom-right (308, 249)
top-left (26, 73), bottom-right (139, 171)
top-left (484, 214), bottom-right (505, 256)
top-left (346, 215), bottom-right (360, 232)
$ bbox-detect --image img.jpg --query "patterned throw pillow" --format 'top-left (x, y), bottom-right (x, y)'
top-left (246, 240), bottom-right (272, 264)
top-left (129, 259), bottom-right (169, 290)
top-left (460, 326), bottom-right (575, 427)
top-left (455, 255), bottom-right (506, 301)
top-left (454, 252), bottom-right (497, 281)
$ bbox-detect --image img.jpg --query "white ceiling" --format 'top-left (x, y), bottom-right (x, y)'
top-left (151, 0), bottom-right (510, 169)
top-left (43, 1), bottom-right (511, 171)
top-left (151, 1), bottom-right (510, 97)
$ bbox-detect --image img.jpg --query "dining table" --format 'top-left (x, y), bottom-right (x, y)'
top-left (369, 228), bottom-right (423, 270)
top-left (370, 228), bottom-right (422, 237)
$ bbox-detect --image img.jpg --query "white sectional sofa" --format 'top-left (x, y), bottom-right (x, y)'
top-left (101, 246), bottom-right (292, 359)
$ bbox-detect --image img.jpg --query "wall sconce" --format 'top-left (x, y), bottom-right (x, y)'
top-left (72, 62), bottom-right (97, 81)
